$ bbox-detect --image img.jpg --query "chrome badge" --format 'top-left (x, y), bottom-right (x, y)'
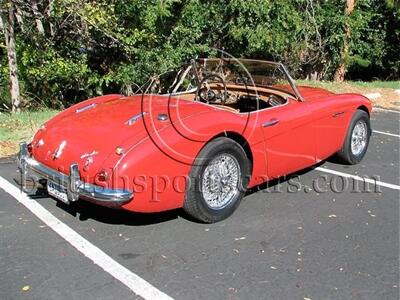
top-left (52, 141), bottom-right (66, 160)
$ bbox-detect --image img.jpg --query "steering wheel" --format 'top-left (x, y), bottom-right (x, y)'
top-left (197, 73), bottom-right (228, 104)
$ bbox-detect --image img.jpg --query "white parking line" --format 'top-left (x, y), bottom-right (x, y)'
top-left (373, 107), bottom-right (400, 114)
top-left (0, 176), bottom-right (173, 300)
top-left (315, 167), bottom-right (400, 190)
top-left (373, 130), bottom-right (400, 138)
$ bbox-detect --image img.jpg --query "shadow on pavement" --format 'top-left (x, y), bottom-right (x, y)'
top-left (14, 158), bottom-right (348, 226)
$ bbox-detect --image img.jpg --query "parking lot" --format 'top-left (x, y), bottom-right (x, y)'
top-left (0, 108), bottom-right (399, 300)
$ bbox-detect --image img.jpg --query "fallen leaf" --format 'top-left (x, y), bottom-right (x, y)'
top-left (21, 285), bottom-right (30, 292)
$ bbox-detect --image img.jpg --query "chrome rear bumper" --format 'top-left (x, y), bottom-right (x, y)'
top-left (17, 143), bottom-right (133, 207)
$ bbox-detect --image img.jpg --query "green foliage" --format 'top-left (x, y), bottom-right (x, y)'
top-left (0, 0), bottom-right (398, 109)
top-left (19, 43), bottom-right (98, 107)
top-left (0, 109), bottom-right (58, 142)
top-left (346, 0), bottom-right (398, 79)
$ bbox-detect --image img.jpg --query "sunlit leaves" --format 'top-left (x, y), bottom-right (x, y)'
top-left (0, 0), bottom-right (398, 109)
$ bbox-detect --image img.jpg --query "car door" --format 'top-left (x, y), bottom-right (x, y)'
top-left (307, 97), bottom-right (352, 161)
top-left (260, 99), bottom-right (316, 179)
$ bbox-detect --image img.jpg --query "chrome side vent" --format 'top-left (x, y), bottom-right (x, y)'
top-left (76, 103), bottom-right (97, 113)
top-left (125, 112), bottom-right (147, 126)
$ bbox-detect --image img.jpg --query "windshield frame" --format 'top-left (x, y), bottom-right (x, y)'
top-left (197, 58), bottom-right (304, 101)
top-left (136, 58), bottom-right (304, 101)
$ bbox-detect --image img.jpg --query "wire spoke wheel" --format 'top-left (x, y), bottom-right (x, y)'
top-left (336, 109), bottom-right (370, 165)
top-left (351, 120), bottom-right (368, 156)
top-left (201, 154), bottom-right (241, 209)
top-left (183, 137), bottom-right (250, 223)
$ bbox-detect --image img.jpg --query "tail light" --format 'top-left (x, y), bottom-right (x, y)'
top-left (27, 143), bottom-right (33, 155)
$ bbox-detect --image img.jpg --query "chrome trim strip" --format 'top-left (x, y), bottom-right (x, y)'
top-left (17, 143), bottom-right (133, 207)
top-left (332, 111), bottom-right (345, 118)
top-left (76, 103), bottom-right (97, 113)
top-left (125, 112), bottom-right (147, 126)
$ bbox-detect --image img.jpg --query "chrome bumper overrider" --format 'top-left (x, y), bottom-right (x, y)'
top-left (17, 143), bottom-right (133, 207)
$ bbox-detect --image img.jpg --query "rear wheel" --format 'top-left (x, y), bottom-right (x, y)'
top-left (336, 109), bottom-right (371, 164)
top-left (184, 137), bottom-right (250, 223)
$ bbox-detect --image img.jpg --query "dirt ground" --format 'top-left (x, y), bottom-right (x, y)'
top-left (0, 141), bottom-right (17, 158)
top-left (339, 85), bottom-right (400, 109)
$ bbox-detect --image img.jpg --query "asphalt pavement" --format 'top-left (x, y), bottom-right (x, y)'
top-left (0, 109), bottom-right (399, 300)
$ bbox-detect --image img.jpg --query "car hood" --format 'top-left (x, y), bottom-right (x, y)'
top-left (30, 94), bottom-right (209, 179)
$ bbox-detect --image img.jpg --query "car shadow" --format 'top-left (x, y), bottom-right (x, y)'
top-left (246, 160), bottom-right (326, 196)
top-left (18, 159), bottom-right (339, 226)
top-left (325, 155), bottom-right (352, 166)
top-left (58, 200), bottom-right (184, 226)
top-left (25, 185), bottom-right (184, 226)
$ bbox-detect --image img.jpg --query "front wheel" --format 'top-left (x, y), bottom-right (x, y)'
top-left (336, 109), bottom-right (371, 164)
top-left (184, 137), bottom-right (250, 223)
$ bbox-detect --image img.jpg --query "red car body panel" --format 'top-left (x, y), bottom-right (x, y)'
top-left (29, 86), bottom-right (372, 213)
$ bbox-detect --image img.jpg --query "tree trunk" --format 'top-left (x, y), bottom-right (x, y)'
top-left (0, 4), bottom-right (21, 113)
top-left (15, 6), bottom-right (24, 31)
top-left (47, 0), bottom-right (54, 36)
top-left (333, 0), bottom-right (355, 82)
top-left (31, 0), bottom-right (45, 35)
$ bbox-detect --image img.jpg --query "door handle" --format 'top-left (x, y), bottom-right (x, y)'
top-left (262, 118), bottom-right (279, 127)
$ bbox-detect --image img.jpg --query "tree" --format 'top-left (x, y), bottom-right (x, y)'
top-left (0, 0), bottom-right (20, 112)
top-left (333, 0), bottom-right (356, 82)
top-left (0, 0), bottom-right (398, 111)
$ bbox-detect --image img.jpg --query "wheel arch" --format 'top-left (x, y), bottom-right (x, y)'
top-left (212, 131), bottom-right (254, 173)
top-left (357, 105), bottom-right (370, 116)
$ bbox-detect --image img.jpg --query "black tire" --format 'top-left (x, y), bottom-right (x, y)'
top-left (183, 137), bottom-right (251, 223)
top-left (336, 109), bottom-right (371, 164)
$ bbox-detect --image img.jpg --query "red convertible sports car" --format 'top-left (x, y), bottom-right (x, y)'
top-left (18, 58), bottom-right (372, 223)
